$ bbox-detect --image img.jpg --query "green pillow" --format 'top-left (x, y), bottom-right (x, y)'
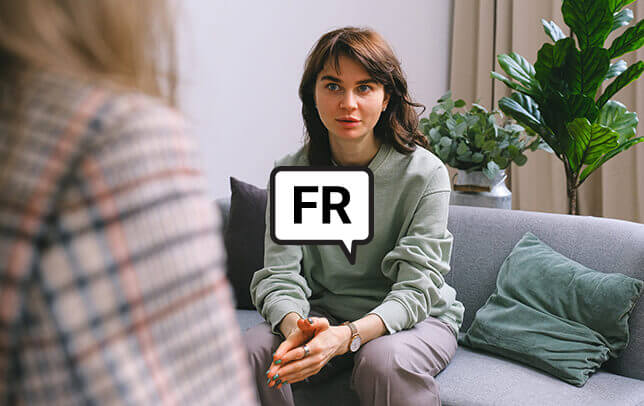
top-left (459, 232), bottom-right (643, 387)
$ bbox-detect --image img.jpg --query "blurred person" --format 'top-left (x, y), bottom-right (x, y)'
top-left (244, 27), bottom-right (464, 406)
top-left (0, 1), bottom-right (256, 405)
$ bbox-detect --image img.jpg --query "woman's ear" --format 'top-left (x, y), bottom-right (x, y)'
top-left (382, 93), bottom-right (391, 111)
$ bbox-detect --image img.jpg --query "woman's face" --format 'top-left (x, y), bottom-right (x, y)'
top-left (314, 55), bottom-right (389, 144)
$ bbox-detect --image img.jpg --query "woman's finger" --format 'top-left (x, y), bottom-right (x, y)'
top-left (296, 318), bottom-right (313, 333)
top-left (274, 353), bottom-right (325, 384)
top-left (273, 329), bottom-right (307, 363)
top-left (274, 317), bottom-right (329, 363)
top-left (297, 316), bottom-right (330, 334)
top-left (279, 343), bottom-right (311, 364)
top-left (277, 361), bottom-right (323, 385)
top-left (268, 346), bottom-right (317, 384)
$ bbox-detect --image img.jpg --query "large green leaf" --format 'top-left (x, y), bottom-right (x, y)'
top-left (497, 53), bottom-right (538, 90)
top-left (565, 118), bottom-right (591, 171)
top-left (540, 91), bottom-right (581, 155)
top-left (568, 94), bottom-right (600, 122)
top-left (605, 60), bottom-right (627, 79)
top-left (608, 0), bottom-right (637, 13)
top-left (597, 61), bottom-right (644, 108)
top-left (540, 91), bottom-right (597, 133)
top-left (579, 136), bottom-right (644, 184)
top-left (498, 96), bottom-right (541, 131)
top-left (534, 39), bottom-right (575, 93)
top-left (566, 118), bottom-right (619, 171)
top-left (542, 19), bottom-right (567, 42)
top-left (583, 125), bottom-right (620, 164)
top-left (566, 47), bottom-right (610, 97)
top-left (497, 95), bottom-right (544, 135)
top-left (608, 19), bottom-right (644, 58)
top-left (562, 0), bottom-right (614, 50)
top-left (534, 44), bottom-right (555, 84)
top-left (498, 94), bottom-right (560, 154)
top-left (611, 8), bottom-right (634, 33)
top-left (491, 71), bottom-right (532, 96)
top-left (510, 92), bottom-right (544, 123)
top-left (595, 100), bottom-right (639, 139)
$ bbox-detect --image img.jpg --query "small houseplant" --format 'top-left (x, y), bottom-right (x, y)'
top-left (420, 91), bottom-right (546, 182)
top-left (492, 0), bottom-right (644, 214)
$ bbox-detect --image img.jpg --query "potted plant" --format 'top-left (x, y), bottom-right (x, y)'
top-left (492, 0), bottom-right (644, 214)
top-left (420, 91), bottom-right (548, 208)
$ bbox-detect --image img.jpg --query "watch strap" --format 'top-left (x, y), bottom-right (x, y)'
top-left (342, 321), bottom-right (357, 336)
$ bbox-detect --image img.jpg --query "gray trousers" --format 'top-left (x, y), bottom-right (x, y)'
top-left (242, 308), bottom-right (457, 406)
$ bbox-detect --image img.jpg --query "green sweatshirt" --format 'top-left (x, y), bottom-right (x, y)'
top-left (250, 141), bottom-right (464, 337)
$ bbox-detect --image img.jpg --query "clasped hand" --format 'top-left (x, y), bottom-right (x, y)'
top-left (266, 317), bottom-right (349, 389)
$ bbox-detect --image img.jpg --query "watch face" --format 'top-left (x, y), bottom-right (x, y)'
top-left (350, 335), bottom-right (361, 352)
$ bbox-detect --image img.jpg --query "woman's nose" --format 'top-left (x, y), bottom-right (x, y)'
top-left (339, 91), bottom-right (358, 111)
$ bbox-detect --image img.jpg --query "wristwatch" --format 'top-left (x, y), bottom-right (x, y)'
top-left (342, 321), bottom-right (362, 352)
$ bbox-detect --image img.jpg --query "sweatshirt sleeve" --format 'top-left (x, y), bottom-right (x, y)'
top-left (249, 174), bottom-right (311, 335)
top-left (368, 165), bottom-right (455, 334)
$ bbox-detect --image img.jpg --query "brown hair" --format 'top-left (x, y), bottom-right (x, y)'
top-left (299, 27), bottom-right (428, 165)
top-left (0, 0), bottom-right (177, 187)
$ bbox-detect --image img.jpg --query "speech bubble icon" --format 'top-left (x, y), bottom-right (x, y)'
top-left (270, 166), bottom-right (374, 265)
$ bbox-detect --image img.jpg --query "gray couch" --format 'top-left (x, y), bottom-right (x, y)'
top-left (216, 199), bottom-right (644, 406)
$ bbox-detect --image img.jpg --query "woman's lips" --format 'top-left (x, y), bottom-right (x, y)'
top-left (336, 118), bottom-right (360, 128)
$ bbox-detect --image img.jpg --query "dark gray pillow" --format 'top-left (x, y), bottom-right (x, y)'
top-left (224, 177), bottom-right (267, 310)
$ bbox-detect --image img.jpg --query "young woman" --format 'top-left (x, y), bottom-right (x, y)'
top-left (245, 27), bottom-right (465, 406)
top-left (0, 2), bottom-right (255, 404)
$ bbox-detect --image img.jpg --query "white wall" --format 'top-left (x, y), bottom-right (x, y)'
top-left (177, 0), bottom-right (454, 197)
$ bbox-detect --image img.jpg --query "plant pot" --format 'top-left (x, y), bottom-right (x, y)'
top-left (450, 169), bottom-right (511, 209)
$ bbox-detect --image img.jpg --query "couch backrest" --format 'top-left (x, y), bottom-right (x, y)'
top-left (216, 197), bottom-right (644, 380)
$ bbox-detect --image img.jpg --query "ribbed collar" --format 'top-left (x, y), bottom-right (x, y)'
top-left (330, 142), bottom-right (392, 173)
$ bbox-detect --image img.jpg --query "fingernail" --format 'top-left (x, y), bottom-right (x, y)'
top-left (308, 318), bottom-right (313, 324)
top-left (272, 373), bottom-right (279, 381)
top-left (266, 378), bottom-right (271, 384)
top-left (274, 359), bottom-right (282, 365)
top-left (265, 369), bottom-right (270, 375)
top-left (276, 379), bottom-right (282, 384)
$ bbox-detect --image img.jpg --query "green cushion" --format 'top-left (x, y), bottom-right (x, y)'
top-left (459, 232), bottom-right (643, 387)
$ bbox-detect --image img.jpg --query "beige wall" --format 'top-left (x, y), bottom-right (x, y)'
top-left (177, 0), bottom-right (455, 197)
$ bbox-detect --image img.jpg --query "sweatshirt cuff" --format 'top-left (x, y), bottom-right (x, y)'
top-left (368, 300), bottom-right (410, 335)
top-left (266, 300), bottom-right (305, 335)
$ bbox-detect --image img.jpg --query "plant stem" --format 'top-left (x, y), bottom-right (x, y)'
top-left (567, 185), bottom-right (579, 215)
top-left (564, 161), bottom-right (579, 215)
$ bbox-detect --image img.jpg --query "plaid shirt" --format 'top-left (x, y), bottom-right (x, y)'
top-left (0, 73), bottom-right (257, 405)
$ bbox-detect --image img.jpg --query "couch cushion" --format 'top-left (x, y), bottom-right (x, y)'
top-left (224, 177), bottom-right (267, 309)
top-left (437, 341), bottom-right (644, 406)
top-left (446, 205), bottom-right (644, 380)
top-left (234, 309), bottom-right (644, 405)
top-left (287, 344), bottom-right (644, 406)
top-left (460, 232), bottom-right (643, 386)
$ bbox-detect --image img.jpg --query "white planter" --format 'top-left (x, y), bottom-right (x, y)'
top-left (450, 170), bottom-right (512, 209)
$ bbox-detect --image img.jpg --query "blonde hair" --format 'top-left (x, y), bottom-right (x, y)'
top-left (0, 0), bottom-right (178, 188)
top-left (0, 0), bottom-right (177, 103)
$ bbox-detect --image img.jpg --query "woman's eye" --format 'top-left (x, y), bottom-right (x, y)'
top-left (357, 84), bottom-right (372, 93)
top-left (326, 83), bottom-right (340, 91)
